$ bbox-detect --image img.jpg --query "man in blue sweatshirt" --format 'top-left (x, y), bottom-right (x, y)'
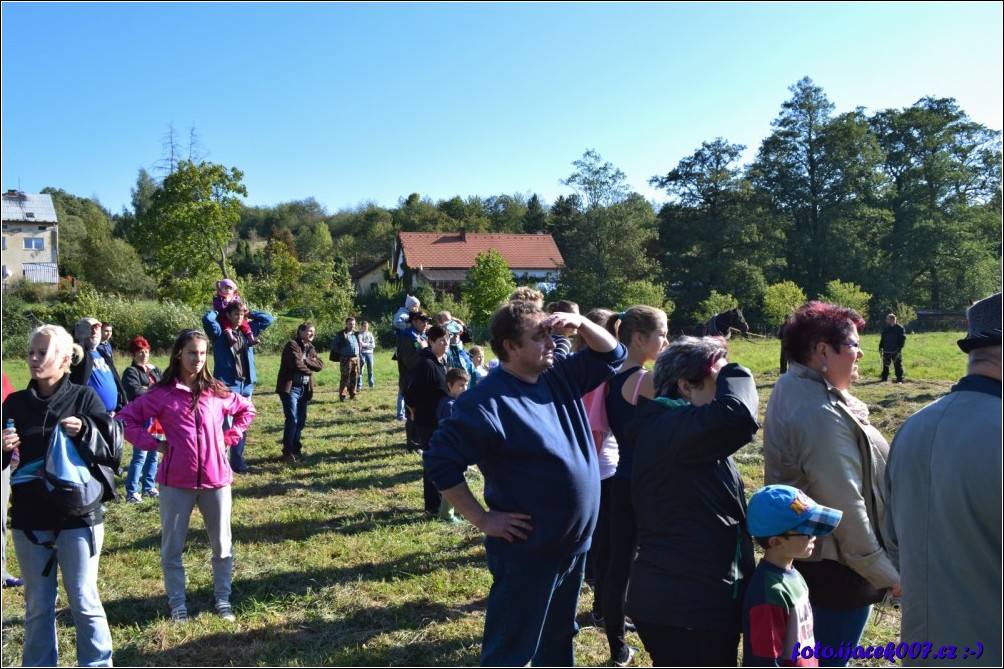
top-left (424, 300), bottom-right (626, 667)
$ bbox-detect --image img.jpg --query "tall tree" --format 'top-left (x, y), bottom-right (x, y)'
top-left (652, 138), bottom-right (782, 321)
top-left (561, 148), bottom-right (631, 209)
top-left (871, 97), bottom-right (1002, 308)
top-left (43, 188), bottom-right (154, 296)
top-left (751, 77), bottom-right (839, 297)
top-left (133, 160), bottom-right (248, 287)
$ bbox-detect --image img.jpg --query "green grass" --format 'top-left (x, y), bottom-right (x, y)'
top-left (1, 333), bottom-right (966, 666)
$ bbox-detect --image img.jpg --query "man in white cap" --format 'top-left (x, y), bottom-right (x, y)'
top-left (885, 292), bottom-right (1002, 666)
top-left (69, 317), bottom-right (126, 414)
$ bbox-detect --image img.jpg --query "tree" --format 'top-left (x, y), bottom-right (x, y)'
top-left (751, 78), bottom-right (888, 298)
top-left (617, 280), bottom-right (675, 316)
top-left (298, 220), bottom-right (334, 263)
top-left (696, 290), bottom-right (739, 321)
top-left (870, 97), bottom-right (1002, 309)
top-left (762, 281), bottom-right (807, 326)
top-left (133, 160), bottom-right (248, 288)
top-left (43, 189), bottom-right (154, 296)
top-left (651, 138), bottom-right (783, 321)
top-left (820, 279), bottom-right (872, 321)
top-left (561, 149), bottom-right (631, 209)
top-left (463, 249), bottom-right (517, 325)
top-left (552, 152), bottom-right (657, 308)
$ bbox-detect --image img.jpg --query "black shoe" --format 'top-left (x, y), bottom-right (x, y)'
top-left (613, 646), bottom-right (637, 667)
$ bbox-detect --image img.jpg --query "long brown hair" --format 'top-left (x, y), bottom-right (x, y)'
top-left (157, 329), bottom-right (231, 411)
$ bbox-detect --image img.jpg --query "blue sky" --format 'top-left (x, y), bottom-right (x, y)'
top-left (2, 2), bottom-right (1001, 216)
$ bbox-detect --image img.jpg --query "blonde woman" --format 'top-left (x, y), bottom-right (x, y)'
top-left (2, 324), bottom-right (119, 666)
top-left (602, 305), bottom-right (668, 666)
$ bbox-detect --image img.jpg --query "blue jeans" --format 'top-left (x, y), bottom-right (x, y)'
top-left (396, 391), bottom-right (406, 420)
top-left (481, 550), bottom-right (585, 667)
top-left (358, 352), bottom-right (374, 389)
top-left (13, 526), bottom-right (113, 667)
top-left (125, 446), bottom-right (159, 497)
top-left (280, 386), bottom-right (308, 454)
top-left (225, 381), bottom-right (254, 472)
top-left (811, 604), bottom-right (872, 667)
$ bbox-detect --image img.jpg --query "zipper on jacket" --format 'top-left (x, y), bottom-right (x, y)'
top-left (194, 398), bottom-right (203, 489)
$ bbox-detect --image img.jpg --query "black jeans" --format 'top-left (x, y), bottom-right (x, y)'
top-left (633, 619), bottom-right (739, 667)
top-left (589, 476), bottom-right (614, 616)
top-left (416, 425), bottom-right (441, 514)
top-left (880, 350), bottom-right (904, 381)
top-left (603, 477), bottom-right (637, 662)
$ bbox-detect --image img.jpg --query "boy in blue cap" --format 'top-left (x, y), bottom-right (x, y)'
top-left (742, 485), bottom-right (843, 667)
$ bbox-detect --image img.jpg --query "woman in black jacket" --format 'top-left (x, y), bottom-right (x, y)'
top-left (404, 325), bottom-right (449, 514)
top-left (121, 335), bottom-right (163, 502)
top-left (2, 324), bottom-right (121, 667)
top-left (624, 336), bottom-right (759, 667)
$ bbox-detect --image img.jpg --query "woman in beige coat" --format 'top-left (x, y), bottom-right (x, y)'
top-left (763, 301), bottom-right (900, 667)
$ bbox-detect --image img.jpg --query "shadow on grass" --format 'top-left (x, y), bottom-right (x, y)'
top-left (112, 598), bottom-right (485, 666)
top-left (104, 529), bottom-right (485, 633)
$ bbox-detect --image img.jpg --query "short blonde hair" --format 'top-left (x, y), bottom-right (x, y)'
top-left (30, 324), bottom-right (83, 374)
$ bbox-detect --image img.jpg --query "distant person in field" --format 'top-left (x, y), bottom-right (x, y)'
top-left (276, 322), bottom-right (324, 462)
top-left (424, 300), bottom-right (625, 666)
top-left (356, 320), bottom-right (376, 392)
top-left (878, 313), bottom-right (906, 383)
top-left (212, 279), bottom-right (260, 346)
top-left (330, 317), bottom-right (361, 401)
top-left (885, 292), bottom-right (1002, 667)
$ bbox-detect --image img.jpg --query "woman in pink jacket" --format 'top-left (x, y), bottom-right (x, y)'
top-left (118, 329), bottom-right (255, 623)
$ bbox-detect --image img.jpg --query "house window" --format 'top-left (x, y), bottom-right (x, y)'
top-left (24, 238), bottom-right (45, 251)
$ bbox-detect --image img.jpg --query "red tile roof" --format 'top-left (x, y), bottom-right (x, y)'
top-left (397, 232), bottom-right (565, 271)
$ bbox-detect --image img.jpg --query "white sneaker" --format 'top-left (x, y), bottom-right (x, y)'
top-left (126, 493), bottom-right (143, 504)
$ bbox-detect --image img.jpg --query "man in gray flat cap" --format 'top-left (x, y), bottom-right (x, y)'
top-left (884, 292), bottom-right (1002, 666)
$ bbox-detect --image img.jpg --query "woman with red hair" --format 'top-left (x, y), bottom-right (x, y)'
top-left (764, 301), bottom-right (900, 667)
top-left (121, 336), bottom-right (163, 503)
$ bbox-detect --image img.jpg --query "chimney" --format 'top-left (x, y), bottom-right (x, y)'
top-left (459, 226), bottom-right (466, 242)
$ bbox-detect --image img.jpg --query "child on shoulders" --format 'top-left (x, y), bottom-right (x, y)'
top-left (743, 485), bottom-right (843, 667)
top-left (213, 279), bottom-right (259, 346)
top-left (393, 295), bottom-right (421, 334)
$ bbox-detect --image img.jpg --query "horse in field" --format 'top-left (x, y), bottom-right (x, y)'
top-left (688, 307), bottom-right (750, 339)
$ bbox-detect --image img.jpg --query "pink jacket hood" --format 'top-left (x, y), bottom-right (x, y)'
top-left (118, 381), bottom-right (255, 489)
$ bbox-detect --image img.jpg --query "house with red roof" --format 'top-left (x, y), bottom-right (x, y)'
top-left (390, 229), bottom-right (565, 294)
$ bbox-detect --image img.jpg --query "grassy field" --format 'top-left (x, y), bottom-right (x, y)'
top-left (0, 333), bottom-right (966, 666)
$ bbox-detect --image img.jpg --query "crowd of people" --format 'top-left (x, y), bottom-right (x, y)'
top-left (0, 282), bottom-right (1000, 668)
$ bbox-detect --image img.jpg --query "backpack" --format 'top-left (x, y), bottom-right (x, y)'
top-left (11, 424), bottom-right (107, 575)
